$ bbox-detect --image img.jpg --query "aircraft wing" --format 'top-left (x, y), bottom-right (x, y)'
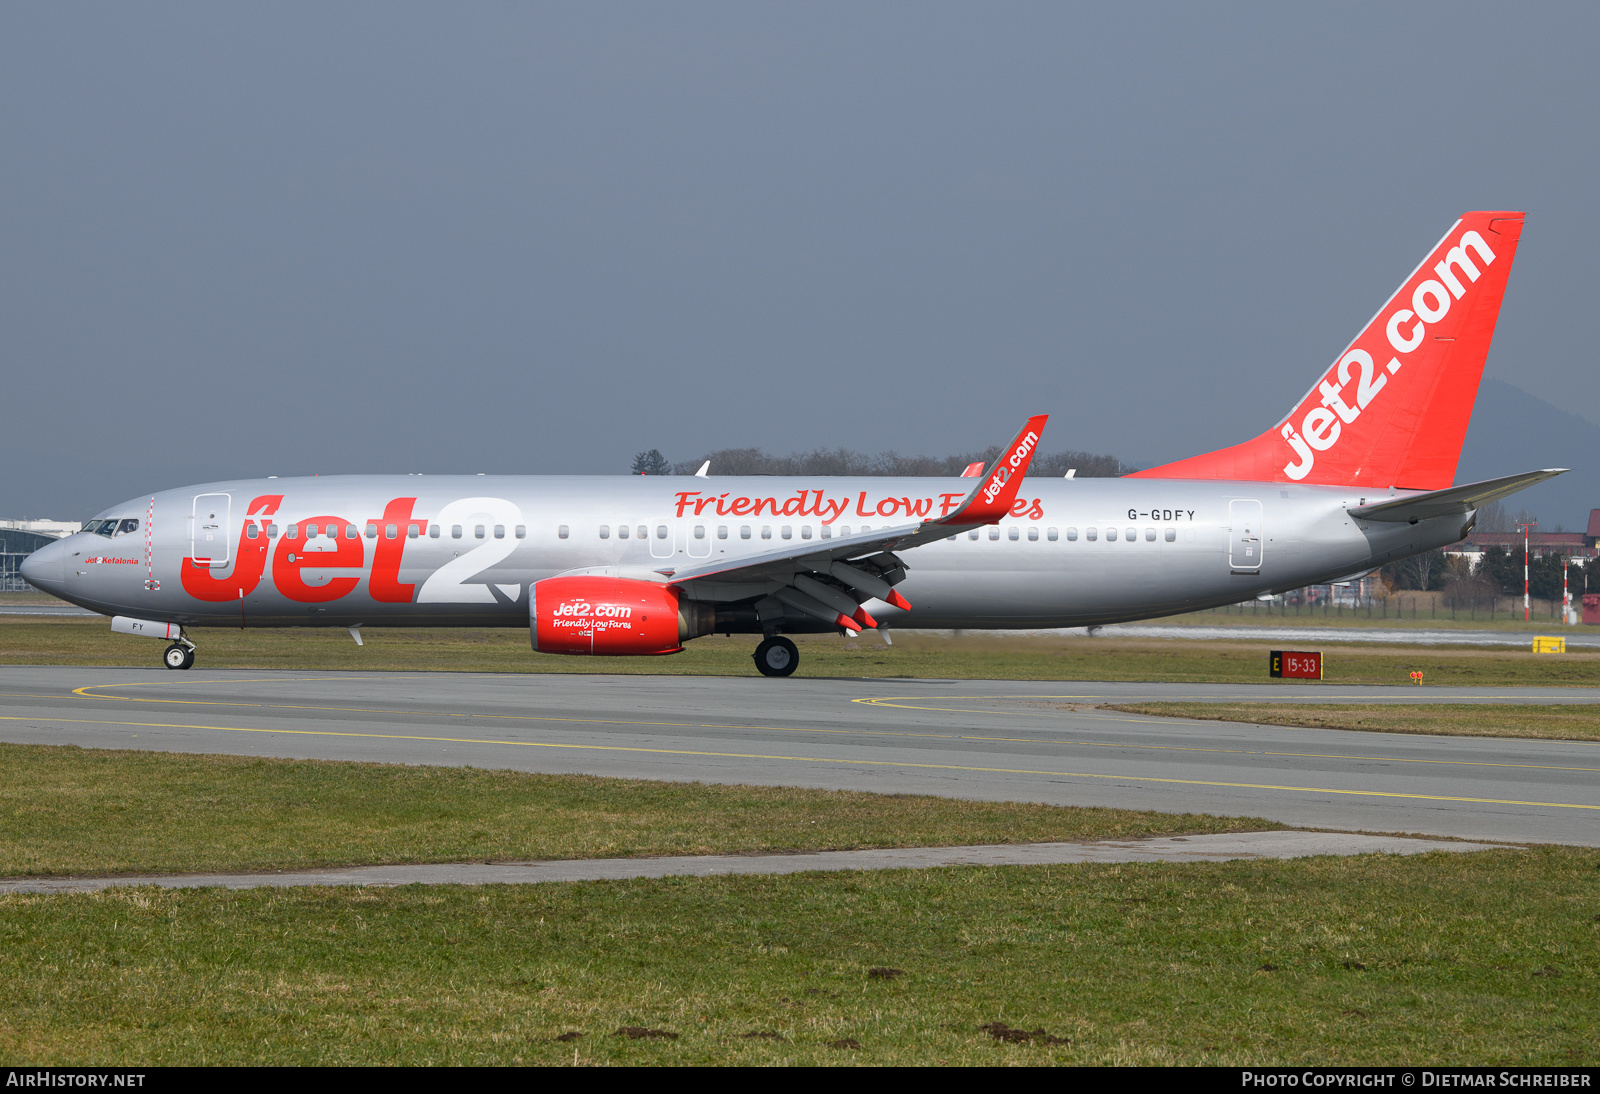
top-left (663, 415), bottom-right (1049, 629)
top-left (660, 521), bottom-right (924, 586)
top-left (1347, 468), bottom-right (1567, 523)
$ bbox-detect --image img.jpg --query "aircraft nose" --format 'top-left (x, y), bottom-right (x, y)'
top-left (19, 537), bottom-right (68, 595)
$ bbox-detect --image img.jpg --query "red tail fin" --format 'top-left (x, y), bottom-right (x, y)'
top-left (1129, 212), bottom-right (1524, 490)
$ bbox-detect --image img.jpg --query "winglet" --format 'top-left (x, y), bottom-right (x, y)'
top-left (937, 415), bottom-right (1049, 525)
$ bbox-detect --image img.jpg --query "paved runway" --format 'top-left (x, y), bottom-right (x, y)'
top-left (0, 667), bottom-right (1595, 847)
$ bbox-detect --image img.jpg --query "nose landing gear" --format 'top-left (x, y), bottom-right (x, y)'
top-left (753, 635), bottom-right (799, 677)
top-left (163, 639), bottom-right (197, 670)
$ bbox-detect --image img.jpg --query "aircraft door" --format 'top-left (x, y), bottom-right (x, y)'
top-left (1228, 499), bottom-right (1263, 571)
top-left (190, 493), bottom-right (232, 568)
top-left (648, 520), bottom-right (674, 559)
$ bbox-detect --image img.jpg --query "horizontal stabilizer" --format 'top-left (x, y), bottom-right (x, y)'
top-left (1347, 469), bottom-right (1567, 523)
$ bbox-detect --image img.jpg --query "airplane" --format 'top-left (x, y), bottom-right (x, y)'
top-left (21, 210), bottom-right (1564, 677)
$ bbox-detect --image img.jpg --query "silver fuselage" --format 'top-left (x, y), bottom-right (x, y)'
top-left (23, 475), bottom-right (1463, 631)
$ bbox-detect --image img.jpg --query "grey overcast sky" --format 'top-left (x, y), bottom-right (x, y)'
top-left (4, 3), bottom-right (1597, 517)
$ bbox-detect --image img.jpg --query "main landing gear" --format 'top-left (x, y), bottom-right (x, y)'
top-left (753, 635), bottom-right (799, 677)
top-left (163, 640), bottom-right (196, 671)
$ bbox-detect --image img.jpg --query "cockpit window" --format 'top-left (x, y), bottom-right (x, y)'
top-left (116, 518), bottom-right (140, 536)
top-left (87, 520), bottom-right (115, 537)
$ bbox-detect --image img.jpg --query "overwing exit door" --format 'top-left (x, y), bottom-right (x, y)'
top-left (1229, 499), bottom-right (1263, 572)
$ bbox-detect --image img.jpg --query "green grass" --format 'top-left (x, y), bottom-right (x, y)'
top-left (1164, 600), bottom-right (1584, 632)
top-left (1106, 702), bottom-right (1600, 743)
top-left (0, 744), bottom-right (1277, 878)
top-left (0, 591), bottom-right (72, 606)
top-left (5, 615), bottom-right (1600, 686)
top-left (2, 847), bottom-right (1594, 1065)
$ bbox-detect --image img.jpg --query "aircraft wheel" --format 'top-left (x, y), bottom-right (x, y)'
top-left (753, 636), bottom-right (798, 677)
top-left (163, 644), bottom-right (194, 670)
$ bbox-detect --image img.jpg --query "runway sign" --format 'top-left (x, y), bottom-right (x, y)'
top-left (1270, 650), bottom-right (1323, 679)
top-left (1532, 636), bottom-right (1566, 653)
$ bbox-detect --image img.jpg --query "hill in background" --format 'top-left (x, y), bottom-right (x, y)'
top-left (1456, 378), bottom-right (1598, 532)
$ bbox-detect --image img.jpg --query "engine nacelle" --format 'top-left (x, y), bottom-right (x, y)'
top-left (531, 576), bottom-right (712, 655)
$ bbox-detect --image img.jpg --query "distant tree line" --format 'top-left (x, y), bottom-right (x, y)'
top-left (630, 446), bottom-right (1137, 478)
top-left (1382, 545), bottom-right (1588, 602)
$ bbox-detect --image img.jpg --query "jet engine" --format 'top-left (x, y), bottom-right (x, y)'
top-left (531, 576), bottom-right (713, 655)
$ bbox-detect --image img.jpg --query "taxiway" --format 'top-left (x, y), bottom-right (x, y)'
top-left (0, 668), bottom-right (1594, 846)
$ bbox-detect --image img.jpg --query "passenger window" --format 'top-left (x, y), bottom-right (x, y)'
top-left (599, 525), bottom-right (610, 539)
top-left (429, 524), bottom-right (440, 538)
top-left (800, 526), bottom-right (812, 540)
top-left (1008, 527), bottom-right (1020, 541)
top-left (556, 526), bottom-right (567, 539)
top-left (1145, 527), bottom-right (1156, 541)
top-left (494, 525), bottom-right (506, 539)
top-left (305, 525), bottom-right (318, 539)
top-left (366, 523), bottom-right (378, 539)
top-left (637, 525), bottom-right (647, 540)
top-left (655, 525), bottom-right (667, 539)
top-left (1047, 527), bottom-right (1058, 542)
top-left (325, 524), bottom-right (337, 538)
top-left (840, 526), bottom-right (851, 537)
top-left (781, 526), bottom-right (792, 539)
top-left (694, 525), bottom-right (706, 539)
top-left (246, 524), bottom-right (259, 539)
top-left (1106, 527), bottom-right (1117, 541)
top-left (1065, 527), bottom-right (1077, 542)
top-left (474, 525), bottom-right (485, 539)
top-left (760, 526), bottom-right (772, 540)
top-left (1126, 527), bottom-right (1137, 542)
top-left (968, 530), bottom-right (979, 540)
top-left (1086, 527), bottom-right (1097, 541)
top-left (819, 526), bottom-right (831, 539)
top-left (287, 524), bottom-right (299, 540)
top-left (1165, 527), bottom-right (1176, 542)
top-left (385, 524), bottom-right (397, 539)
top-left (740, 525), bottom-right (752, 539)
top-left (617, 525), bottom-right (629, 539)
top-left (451, 525), bottom-right (462, 539)
top-left (346, 525), bottom-right (359, 539)
top-left (988, 528), bottom-right (999, 541)
top-left (717, 526), bottom-right (728, 539)
top-left (1028, 527), bottom-right (1039, 541)
top-left (405, 524), bottom-right (416, 538)
top-left (267, 523), bottom-right (278, 538)
top-left (515, 525), bottom-right (525, 539)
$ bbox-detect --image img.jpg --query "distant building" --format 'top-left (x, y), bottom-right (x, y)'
top-left (1446, 509), bottom-right (1600, 565)
top-left (0, 528), bottom-right (67, 592)
top-left (0, 519), bottom-right (80, 538)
